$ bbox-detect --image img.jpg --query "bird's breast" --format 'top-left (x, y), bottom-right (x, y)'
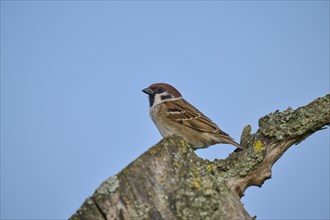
top-left (149, 104), bottom-right (175, 137)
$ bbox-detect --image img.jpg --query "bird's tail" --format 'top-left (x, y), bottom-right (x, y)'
top-left (220, 135), bottom-right (244, 150)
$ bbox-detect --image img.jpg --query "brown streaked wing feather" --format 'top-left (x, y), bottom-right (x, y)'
top-left (165, 99), bottom-right (229, 136)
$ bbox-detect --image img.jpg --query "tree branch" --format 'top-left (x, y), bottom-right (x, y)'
top-left (222, 94), bottom-right (329, 197)
top-left (70, 94), bottom-right (329, 220)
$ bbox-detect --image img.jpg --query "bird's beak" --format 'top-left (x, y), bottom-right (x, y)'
top-left (142, 88), bottom-right (154, 95)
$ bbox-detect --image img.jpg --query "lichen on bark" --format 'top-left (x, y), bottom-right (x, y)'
top-left (70, 135), bottom-right (252, 220)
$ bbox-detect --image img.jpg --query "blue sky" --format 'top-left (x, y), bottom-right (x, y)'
top-left (1, 1), bottom-right (329, 219)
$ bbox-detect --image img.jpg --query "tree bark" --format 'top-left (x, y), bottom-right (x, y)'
top-left (70, 94), bottom-right (329, 220)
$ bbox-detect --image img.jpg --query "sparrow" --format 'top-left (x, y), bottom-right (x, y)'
top-left (142, 83), bottom-right (242, 150)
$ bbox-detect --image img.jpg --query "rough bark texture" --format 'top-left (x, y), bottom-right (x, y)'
top-left (70, 94), bottom-right (329, 220)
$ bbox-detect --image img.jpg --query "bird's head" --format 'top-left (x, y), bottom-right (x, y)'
top-left (142, 83), bottom-right (182, 107)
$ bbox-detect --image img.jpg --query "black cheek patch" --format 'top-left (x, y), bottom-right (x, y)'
top-left (161, 94), bottom-right (172, 100)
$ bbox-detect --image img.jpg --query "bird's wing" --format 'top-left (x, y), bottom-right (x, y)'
top-left (165, 99), bottom-right (230, 136)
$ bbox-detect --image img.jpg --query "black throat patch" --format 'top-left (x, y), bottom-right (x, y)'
top-left (148, 95), bottom-right (155, 107)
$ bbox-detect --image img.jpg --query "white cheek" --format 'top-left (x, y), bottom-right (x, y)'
top-left (153, 94), bottom-right (163, 106)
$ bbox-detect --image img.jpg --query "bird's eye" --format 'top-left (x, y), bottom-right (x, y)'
top-left (155, 88), bottom-right (164, 93)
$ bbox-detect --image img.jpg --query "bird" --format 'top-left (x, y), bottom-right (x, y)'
top-left (142, 83), bottom-right (242, 150)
